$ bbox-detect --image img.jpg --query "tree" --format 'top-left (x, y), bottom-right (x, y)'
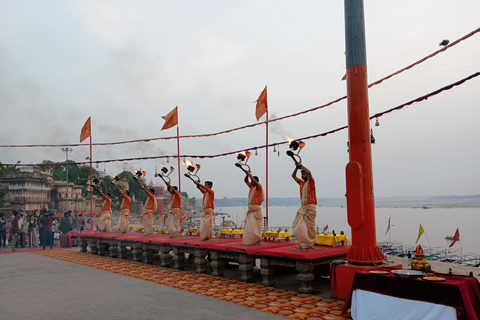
top-left (0, 163), bottom-right (5, 207)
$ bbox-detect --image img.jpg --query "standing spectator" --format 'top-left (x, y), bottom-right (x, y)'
top-left (80, 214), bottom-right (86, 232)
top-left (40, 213), bottom-right (54, 250)
top-left (23, 214), bottom-right (30, 247)
top-left (71, 212), bottom-right (81, 232)
top-left (27, 215), bottom-right (39, 247)
top-left (0, 213), bottom-right (7, 247)
top-left (18, 211), bottom-right (26, 248)
top-left (38, 209), bottom-right (46, 246)
top-left (9, 211), bottom-right (20, 251)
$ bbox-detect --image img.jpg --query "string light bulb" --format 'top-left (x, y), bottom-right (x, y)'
top-left (255, 149), bottom-right (258, 156)
top-left (273, 145), bottom-right (277, 152)
top-left (375, 118), bottom-right (380, 126)
top-left (167, 157), bottom-right (169, 163)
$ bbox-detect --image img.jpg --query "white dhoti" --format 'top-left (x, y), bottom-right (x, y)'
top-left (199, 209), bottom-right (214, 240)
top-left (142, 210), bottom-right (154, 236)
top-left (119, 209), bottom-right (130, 234)
top-left (292, 204), bottom-right (317, 249)
top-left (98, 212), bottom-right (111, 232)
top-left (242, 205), bottom-right (263, 245)
top-left (166, 208), bottom-right (181, 237)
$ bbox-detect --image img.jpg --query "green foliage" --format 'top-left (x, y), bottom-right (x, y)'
top-left (41, 160), bottom-right (100, 197)
top-left (0, 163), bottom-right (5, 207)
top-left (58, 217), bottom-right (71, 235)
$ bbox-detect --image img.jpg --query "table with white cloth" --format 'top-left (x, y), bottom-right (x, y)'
top-left (342, 267), bottom-right (480, 320)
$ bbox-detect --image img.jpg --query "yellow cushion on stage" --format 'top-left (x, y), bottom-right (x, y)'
top-left (262, 231), bottom-right (279, 239)
top-left (232, 229), bottom-right (244, 235)
top-left (185, 227), bottom-right (199, 235)
top-left (218, 229), bottom-right (234, 236)
top-left (316, 234), bottom-right (348, 246)
top-left (278, 231), bottom-right (291, 240)
top-left (316, 234), bottom-right (336, 246)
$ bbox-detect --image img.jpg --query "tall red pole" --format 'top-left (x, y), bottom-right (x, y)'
top-left (176, 125), bottom-right (181, 193)
top-left (89, 135), bottom-right (93, 230)
top-left (344, 0), bottom-right (383, 264)
top-left (265, 110), bottom-right (269, 230)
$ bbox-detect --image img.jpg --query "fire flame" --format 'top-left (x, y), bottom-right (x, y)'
top-left (235, 151), bottom-right (246, 156)
top-left (182, 159), bottom-right (195, 168)
top-left (159, 163), bottom-right (165, 168)
top-left (286, 136), bottom-right (294, 144)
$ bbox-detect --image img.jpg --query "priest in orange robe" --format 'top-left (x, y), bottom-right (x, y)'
top-left (191, 180), bottom-right (215, 240)
top-left (162, 179), bottom-right (182, 238)
top-left (138, 184), bottom-right (157, 237)
top-left (118, 190), bottom-right (131, 234)
top-left (92, 188), bottom-right (112, 233)
top-left (241, 169), bottom-right (264, 245)
top-left (292, 164), bottom-right (317, 249)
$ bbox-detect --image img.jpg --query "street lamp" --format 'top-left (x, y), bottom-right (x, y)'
top-left (61, 147), bottom-right (73, 212)
top-left (221, 215), bottom-right (225, 229)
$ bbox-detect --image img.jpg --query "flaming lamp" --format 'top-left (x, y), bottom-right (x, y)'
top-left (183, 160), bottom-right (201, 182)
top-left (159, 164), bottom-right (175, 183)
top-left (286, 138), bottom-right (305, 165)
top-left (235, 151), bottom-right (252, 171)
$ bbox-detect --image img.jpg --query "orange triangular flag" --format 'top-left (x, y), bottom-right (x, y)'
top-left (255, 86), bottom-right (268, 121)
top-left (80, 117), bottom-right (91, 142)
top-left (161, 107), bottom-right (178, 130)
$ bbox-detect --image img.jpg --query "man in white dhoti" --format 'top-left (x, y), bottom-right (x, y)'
top-left (191, 180), bottom-right (215, 240)
top-left (241, 169), bottom-right (264, 245)
top-left (292, 164), bottom-right (317, 249)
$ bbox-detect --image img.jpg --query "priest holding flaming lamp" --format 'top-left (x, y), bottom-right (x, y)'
top-left (184, 160), bottom-right (215, 240)
top-left (133, 170), bottom-right (156, 236)
top-left (287, 140), bottom-right (317, 249)
top-left (158, 165), bottom-right (182, 238)
top-left (235, 151), bottom-right (264, 245)
top-left (91, 178), bottom-right (112, 232)
top-left (111, 175), bottom-right (131, 234)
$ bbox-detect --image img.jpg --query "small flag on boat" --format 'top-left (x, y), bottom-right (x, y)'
top-left (385, 216), bottom-right (391, 235)
top-left (415, 224), bottom-right (425, 244)
top-left (449, 228), bottom-right (460, 248)
top-left (322, 224), bottom-right (328, 233)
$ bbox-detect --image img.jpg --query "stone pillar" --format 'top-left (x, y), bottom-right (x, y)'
top-left (260, 257), bottom-right (275, 286)
top-left (210, 251), bottom-right (224, 277)
top-left (194, 248), bottom-right (208, 273)
top-left (296, 261), bottom-right (315, 293)
top-left (238, 254), bottom-right (255, 282)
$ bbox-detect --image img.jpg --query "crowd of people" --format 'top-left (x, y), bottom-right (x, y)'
top-left (0, 209), bottom-right (88, 251)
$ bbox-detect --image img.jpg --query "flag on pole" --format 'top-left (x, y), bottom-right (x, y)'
top-left (161, 106), bottom-right (178, 130)
top-left (385, 216), bottom-right (391, 235)
top-left (255, 86), bottom-right (268, 121)
top-left (322, 224), bottom-right (328, 233)
top-left (80, 117), bottom-right (91, 142)
top-left (449, 228), bottom-right (460, 248)
top-left (415, 224), bottom-right (425, 243)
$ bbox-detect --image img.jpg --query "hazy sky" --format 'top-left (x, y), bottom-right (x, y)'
top-left (1, 1), bottom-right (479, 200)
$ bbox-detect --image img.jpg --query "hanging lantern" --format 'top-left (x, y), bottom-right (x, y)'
top-left (375, 118), bottom-right (380, 126)
top-left (167, 157), bottom-right (170, 163)
top-left (370, 129), bottom-right (376, 144)
top-left (273, 145), bottom-right (277, 152)
top-left (255, 149), bottom-right (258, 156)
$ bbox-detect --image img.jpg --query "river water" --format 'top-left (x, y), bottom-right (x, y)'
top-left (214, 200), bottom-right (480, 254)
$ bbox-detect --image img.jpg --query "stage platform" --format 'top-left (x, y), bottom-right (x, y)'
top-left (79, 230), bottom-right (350, 293)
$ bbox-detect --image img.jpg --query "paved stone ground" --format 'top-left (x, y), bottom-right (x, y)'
top-left (0, 250), bottom-right (286, 320)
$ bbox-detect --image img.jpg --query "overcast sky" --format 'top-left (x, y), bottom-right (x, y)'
top-left (1, 1), bottom-right (479, 200)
